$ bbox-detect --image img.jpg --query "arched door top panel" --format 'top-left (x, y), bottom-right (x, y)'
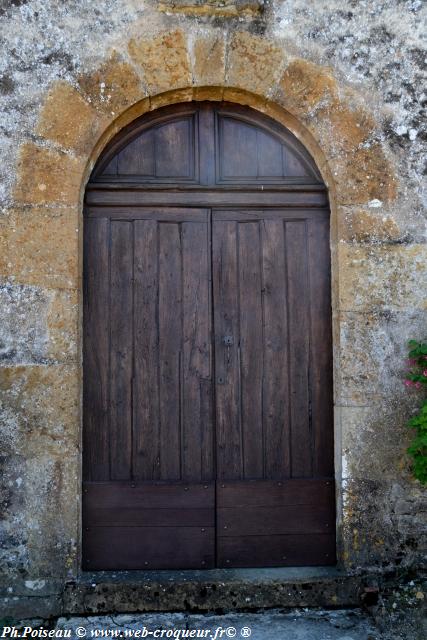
top-left (91, 102), bottom-right (322, 185)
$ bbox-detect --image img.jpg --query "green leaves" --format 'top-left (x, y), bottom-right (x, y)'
top-left (405, 340), bottom-right (427, 484)
top-left (408, 340), bottom-right (427, 359)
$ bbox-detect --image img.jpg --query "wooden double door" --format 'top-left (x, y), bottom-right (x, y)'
top-left (82, 102), bottom-right (334, 570)
top-left (83, 206), bottom-right (335, 570)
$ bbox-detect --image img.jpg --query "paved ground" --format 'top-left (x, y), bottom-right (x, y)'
top-left (54, 610), bottom-right (380, 640)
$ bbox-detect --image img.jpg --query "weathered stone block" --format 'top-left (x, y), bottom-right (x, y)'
top-left (192, 35), bottom-right (226, 86)
top-left (337, 207), bottom-right (402, 244)
top-left (337, 309), bottom-right (426, 402)
top-left (227, 31), bottom-right (285, 96)
top-left (330, 144), bottom-right (398, 205)
top-left (0, 594), bottom-right (62, 619)
top-left (320, 104), bottom-right (376, 155)
top-left (0, 283), bottom-right (78, 364)
top-left (128, 30), bottom-right (191, 95)
top-left (0, 365), bottom-right (80, 456)
top-left (277, 59), bottom-right (338, 118)
top-left (36, 82), bottom-right (108, 155)
top-left (13, 144), bottom-right (85, 206)
top-left (338, 244), bottom-right (427, 312)
top-left (46, 288), bottom-right (79, 363)
top-left (23, 452), bottom-right (80, 577)
top-left (338, 403), bottom-right (412, 483)
top-left (0, 207), bottom-right (79, 288)
top-left (78, 52), bottom-right (145, 115)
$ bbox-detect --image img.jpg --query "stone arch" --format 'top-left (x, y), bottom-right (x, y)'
top-left (9, 29), bottom-right (399, 573)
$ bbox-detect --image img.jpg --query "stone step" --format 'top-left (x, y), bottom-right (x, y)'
top-left (63, 567), bottom-right (376, 616)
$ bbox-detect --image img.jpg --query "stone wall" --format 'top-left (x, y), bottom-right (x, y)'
top-left (0, 0), bottom-right (426, 619)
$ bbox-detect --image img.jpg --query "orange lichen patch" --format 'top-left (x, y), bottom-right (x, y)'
top-left (192, 35), bottom-right (226, 86)
top-left (314, 103), bottom-right (377, 156)
top-left (0, 207), bottom-right (79, 289)
top-left (128, 30), bottom-right (192, 94)
top-left (77, 52), bottom-right (145, 115)
top-left (158, 1), bottom-right (263, 18)
top-left (14, 143), bottom-right (85, 206)
top-left (36, 82), bottom-right (108, 155)
top-left (278, 59), bottom-right (338, 117)
top-left (227, 31), bottom-right (286, 95)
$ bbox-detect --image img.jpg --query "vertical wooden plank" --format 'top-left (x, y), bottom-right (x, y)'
top-left (282, 147), bottom-right (309, 177)
top-left (308, 219), bottom-right (334, 477)
top-left (159, 222), bottom-right (182, 480)
top-left (256, 130), bottom-right (283, 177)
top-left (213, 219), bottom-right (242, 479)
top-left (261, 218), bottom-right (290, 479)
top-left (133, 220), bottom-right (161, 480)
top-left (238, 222), bottom-right (264, 478)
top-left (220, 118), bottom-right (258, 178)
top-left (200, 378), bottom-right (214, 481)
top-left (199, 104), bottom-right (216, 186)
top-left (286, 220), bottom-right (312, 478)
top-left (110, 221), bottom-right (133, 480)
top-left (83, 217), bottom-right (110, 481)
top-left (155, 120), bottom-right (193, 178)
top-left (117, 130), bottom-right (155, 176)
top-left (181, 221), bottom-right (212, 481)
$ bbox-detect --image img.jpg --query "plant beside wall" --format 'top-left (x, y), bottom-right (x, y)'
top-left (404, 341), bottom-right (427, 484)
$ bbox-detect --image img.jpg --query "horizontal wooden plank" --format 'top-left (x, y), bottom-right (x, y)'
top-left (217, 504), bottom-right (334, 536)
top-left (84, 207), bottom-right (209, 221)
top-left (83, 481), bottom-right (215, 509)
top-left (85, 189), bottom-right (328, 209)
top-left (212, 209), bottom-right (329, 221)
top-left (83, 526), bottom-right (215, 570)
top-left (216, 479), bottom-right (335, 508)
top-left (217, 534), bottom-right (336, 568)
top-left (84, 507), bottom-right (214, 527)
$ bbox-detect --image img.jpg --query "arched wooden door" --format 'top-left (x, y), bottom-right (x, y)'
top-left (83, 102), bottom-right (335, 570)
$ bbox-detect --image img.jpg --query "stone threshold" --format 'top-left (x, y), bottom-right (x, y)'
top-left (63, 567), bottom-right (377, 616)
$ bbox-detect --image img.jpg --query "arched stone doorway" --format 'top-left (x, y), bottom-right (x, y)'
top-left (82, 101), bottom-right (334, 570)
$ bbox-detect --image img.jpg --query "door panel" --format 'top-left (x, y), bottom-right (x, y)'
top-left (82, 482), bottom-right (215, 570)
top-left (217, 534), bottom-right (335, 568)
top-left (212, 209), bottom-right (333, 481)
top-left (216, 479), bottom-right (335, 567)
top-left (83, 209), bottom-right (214, 570)
top-left (212, 210), bottom-right (334, 567)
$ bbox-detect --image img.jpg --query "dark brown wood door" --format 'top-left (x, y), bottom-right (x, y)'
top-left (83, 209), bottom-right (215, 570)
top-left (212, 209), bottom-right (334, 567)
top-left (83, 102), bottom-right (335, 570)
